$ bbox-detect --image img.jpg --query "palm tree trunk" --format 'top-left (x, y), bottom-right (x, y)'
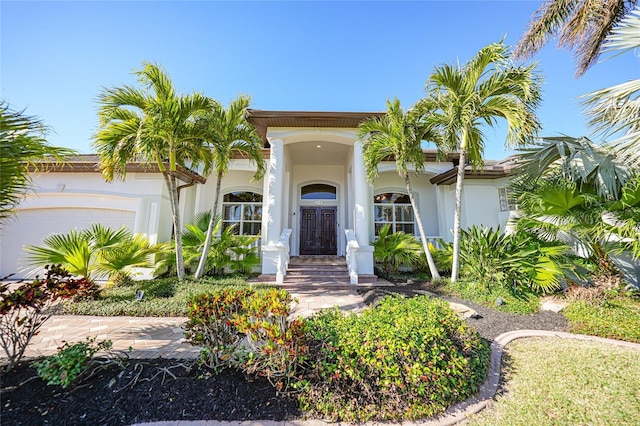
top-left (164, 171), bottom-right (185, 280)
top-left (403, 173), bottom-right (441, 280)
top-left (194, 170), bottom-right (224, 279)
top-left (451, 148), bottom-right (466, 283)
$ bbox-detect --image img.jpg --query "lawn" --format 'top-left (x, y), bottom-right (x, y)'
top-left (62, 276), bottom-right (269, 317)
top-left (467, 337), bottom-right (640, 426)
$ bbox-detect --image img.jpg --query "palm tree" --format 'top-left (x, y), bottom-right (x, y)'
top-left (514, 0), bottom-right (638, 77)
top-left (0, 102), bottom-right (74, 225)
top-left (581, 6), bottom-right (640, 168)
top-left (93, 62), bottom-right (213, 280)
top-left (515, 136), bottom-right (632, 199)
top-left (420, 41), bottom-right (542, 282)
top-left (193, 95), bottom-right (265, 279)
top-left (357, 98), bottom-right (441, 280)
top-left (24, 224), bottom-right (158, 282)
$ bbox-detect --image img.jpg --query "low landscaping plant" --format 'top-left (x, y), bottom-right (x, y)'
top-left (300, 295), bottom-right (490, 421)
top-left (185, 287), bottom-right (307, 390)
top-left (0, 265), bottom-right (94, 371)
top-left (432, 278), bottom-right (541, 314)
top-left (34, 337), bottom-right (115, 388)
top-left (24, 224), bottom-right (160, 283)
top-left (372, 224), bottom-right (423, 277)
top-left (563, 294), bottom-right (640, 343)
top-left (63, 276), bottom-right (254, 317)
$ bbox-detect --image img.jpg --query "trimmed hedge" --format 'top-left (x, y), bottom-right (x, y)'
top-left (301, 295), bottom-right (490, 421)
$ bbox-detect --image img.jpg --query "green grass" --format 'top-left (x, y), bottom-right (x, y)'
top-left (63, 276), bottom-right (268, 317)
top-left (564, 296), bottom-right (640, 343)
top-left (467, 337), bottom-right (640, 426)
top-left (430, 279), bottom-right (541, 314)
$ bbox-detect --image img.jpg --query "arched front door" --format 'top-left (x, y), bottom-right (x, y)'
top-left (299, 206), bottom-right (337, 255)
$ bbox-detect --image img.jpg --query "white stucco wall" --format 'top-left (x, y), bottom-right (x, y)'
top-left (0, 171), bottom-right (170, 278)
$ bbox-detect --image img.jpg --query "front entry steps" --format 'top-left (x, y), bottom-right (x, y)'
top-left (257, 256), bottom-right (377, 287)
top-left (286, 256), bottom-right (377, 286)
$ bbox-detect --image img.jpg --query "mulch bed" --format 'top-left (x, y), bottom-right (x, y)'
top-left (1, 283), bottom-right (567, 425)
top-left (1, 358), bottom-right (300, 425)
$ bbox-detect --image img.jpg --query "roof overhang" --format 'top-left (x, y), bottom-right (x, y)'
top-left (245, 109), bottom-right (387, 145)
top-left (27, 155), bottom-right (206, 184)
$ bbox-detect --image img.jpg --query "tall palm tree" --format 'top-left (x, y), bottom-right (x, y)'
top-left (0, 102), bottom-right (74, 226)
top-left (93, 62), bottom-right (213, 280)
top-left (193, 95), bottom-right (265, 279)
top-left (581, 6), bottom-right (640, 168)
top-left (514, 0), bottom-right (638, 77)
top-left (357, 98), bottom-right (441, 280)
top-left (420, 41), bottom-right (542, 282)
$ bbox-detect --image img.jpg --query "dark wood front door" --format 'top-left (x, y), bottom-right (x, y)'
top-left (300, 207), bottom-right (337, 255)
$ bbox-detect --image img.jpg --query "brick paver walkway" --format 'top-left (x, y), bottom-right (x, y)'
top-left (13, 286), bottom-right (367, 360)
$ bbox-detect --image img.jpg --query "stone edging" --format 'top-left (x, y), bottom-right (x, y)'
top-left (417, 330), bottom-right (640, 426)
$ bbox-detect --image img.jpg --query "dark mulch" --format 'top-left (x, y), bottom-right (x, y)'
top-left (1, 358), bottom-right (300, 425)
top-left (1, 283), bottom-right (567, 425)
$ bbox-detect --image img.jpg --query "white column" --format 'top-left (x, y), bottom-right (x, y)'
top-left (352, 140), bottom-right (374, 275)
top-left (261, 138), bottom-right (285, 275)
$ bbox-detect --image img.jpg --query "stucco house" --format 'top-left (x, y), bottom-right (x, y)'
top-left (0, 110), bottom-right (516, 281)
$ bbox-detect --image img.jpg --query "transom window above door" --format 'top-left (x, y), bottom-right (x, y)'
top-left (222, 191), bottom-right (262, 235)
top-left (301, 184), bottom-right (337, 200)
top-left (373, 192), bottom-right (415, 235)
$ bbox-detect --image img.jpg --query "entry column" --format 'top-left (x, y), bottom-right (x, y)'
top-left (352, 140), bottom-right (374, 275)
top-left (261, 138), bottom-right (287, 277)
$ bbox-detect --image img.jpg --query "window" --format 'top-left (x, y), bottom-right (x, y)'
top-left (373, 192), bottom-right (415, 235)
top-left (301, 184), bottom-right (336, 200)
top-left (498, 187), bottom-right (516, 212)
top-left (222, 191), bottom-right (263, 235)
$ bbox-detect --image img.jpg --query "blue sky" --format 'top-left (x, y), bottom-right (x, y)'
top-left (2, 0), bottom-right (639, 160)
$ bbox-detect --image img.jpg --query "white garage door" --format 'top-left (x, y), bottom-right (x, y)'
top-left (0, 208), bottom-right (135, 279)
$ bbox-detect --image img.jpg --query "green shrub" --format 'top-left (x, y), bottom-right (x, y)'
top-left (34, 338), bottom-right (113, 388)
top-left (184, 288), bottom-right (254, 371)
top-left (234, 288), bottom-right (307, 390)
top-left (564, 296), bottom-right (640, 343)
top-left (156, 212), bottom-right (260, 277)
top-left (372, 224), bottom-right (423, 277)
top-left (301, 295), bottom-right (490, 421)
top-left (0, 265), bottom-right (95, 371)
top-left (185, 287), bottom-right (307, 390)
top-left (452, 226), bottom-right (576, 294)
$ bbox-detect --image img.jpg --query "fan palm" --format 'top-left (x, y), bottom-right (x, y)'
top-left (581, 6), bottom-right (640, 168)
top-left (357, 98), bottom-right (441, 279)
top-left (514, 0), bottom-right (638, 77)
top-left (419, 41), bottom-right (542, 282)
top-left (514, 136), bottom-right (632, 198)
top-left (0, 102), bottom-right (74, 225)
top-left (193, 95), bottom-right (265, 279)
top-left (24, 224), bottom-right (158, 282)
top-left (93, 62), bottom-right (213, 280)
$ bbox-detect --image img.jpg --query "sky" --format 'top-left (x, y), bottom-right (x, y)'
top-left (2, 0), bottom-right (639, 161)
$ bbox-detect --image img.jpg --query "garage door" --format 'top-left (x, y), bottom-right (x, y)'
top-left (0, 208), bottom-right (135, 279)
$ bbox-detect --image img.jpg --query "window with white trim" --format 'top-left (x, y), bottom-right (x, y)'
top-left (222, 191), bottom-right (263, 235)
top-left (373, 192), bottom-right (415, 235)
top-left (498, 187), bottom-right (516, 212)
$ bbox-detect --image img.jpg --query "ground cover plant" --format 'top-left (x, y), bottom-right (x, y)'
top-left (301, 295), bottom-right (490, 421)
top-left (467, 337), bottom-right (640, 426)
top-left (429, 278), bottom-right (541, 315)
top-left (63, 276), bottom-right (261, 317)
top-left (564, 294), bottom-right (640, 343)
